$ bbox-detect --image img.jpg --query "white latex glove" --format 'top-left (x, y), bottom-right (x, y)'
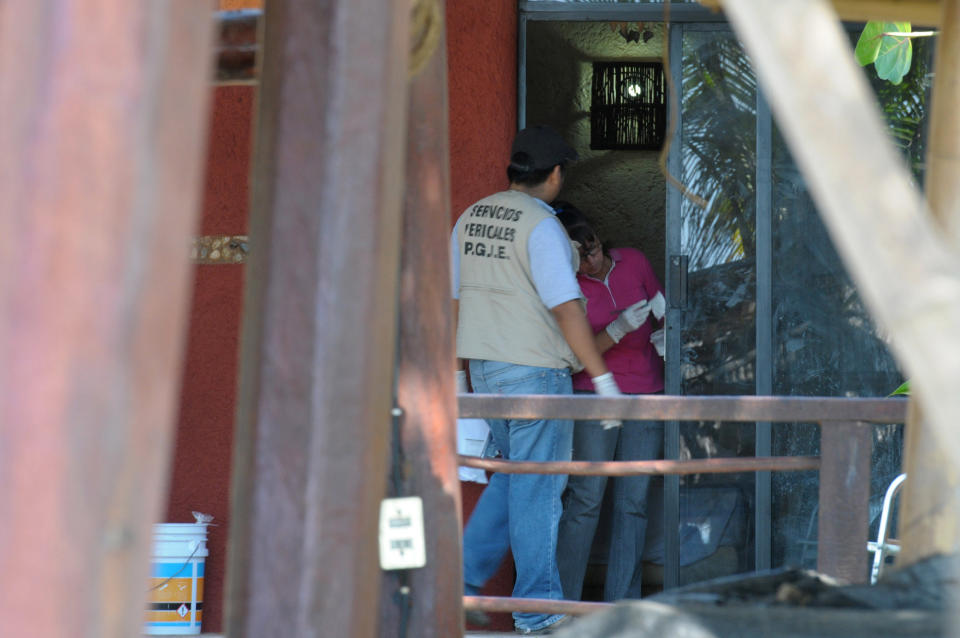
top-left (456, 369), bottom-right (468, 393)
top-left (650, 328), bottom-right (665, 358)
top-left (605, 299), bottom-right (652, 344)
top-left (591, 372), bottom-right (622, 429)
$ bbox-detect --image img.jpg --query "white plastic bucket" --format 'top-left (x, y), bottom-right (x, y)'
top-left (144, 523), bottom-right (209, 635)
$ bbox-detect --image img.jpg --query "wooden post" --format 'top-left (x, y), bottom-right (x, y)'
top-left (0, 1), bottom-right (216, 637)
top-left (378, 1), bottom-right (463, 637)
top-left (899, 0), bottom-right (960, 568)
top-left (224, 0), bottom-right (410, 637)
top-left (922, 0), bottom-right (960, 246)
top-left (818, 422), bottom-right (872, 583)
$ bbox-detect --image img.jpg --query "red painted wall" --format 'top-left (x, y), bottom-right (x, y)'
top-left (166, 1), bottom-right (517, 632)
top-left (447, 1), bottom-right (517, 219)
top-left (165, 85), bottom-right (253, 634)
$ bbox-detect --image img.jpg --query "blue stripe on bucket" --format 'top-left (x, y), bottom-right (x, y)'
top-left (151, 562), bottom-right (205, 578)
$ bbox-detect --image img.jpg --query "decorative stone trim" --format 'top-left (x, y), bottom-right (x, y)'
top-left (191, 235), bottom-right (249, 264)
top-left (217, 10), bottom-right (258, 84)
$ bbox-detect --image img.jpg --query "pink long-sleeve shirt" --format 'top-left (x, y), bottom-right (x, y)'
top-left (572, 247), bottom-right (665, 394)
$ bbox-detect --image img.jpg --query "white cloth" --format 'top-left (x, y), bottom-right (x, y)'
top-left (649, 292), bottom-right (666, 358)
top-left (457, 417), bottom-right (490, 484)
top-left (650, 328), bottom-right (665, 358)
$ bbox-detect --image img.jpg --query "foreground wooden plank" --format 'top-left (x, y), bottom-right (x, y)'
top-left (465, 595), bottom-right (612, 616)
top-left (900, 0), bottom-right (960, 568)
top-left (698, 0), bottom-right (942, 25)
top-left (224, 0), bottom-right (410, 637)
top-left (828, 0), bottom-right (941, 24)
top-left (460, 455), bottom-right (820, 475)
top-left (0, 1), bottom-right (216, 637)
top-left (377, 2), bottom-right (463, 636)
top-left (459, 394), bottom-right (906, 423)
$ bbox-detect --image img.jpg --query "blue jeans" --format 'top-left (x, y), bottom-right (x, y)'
top-left (557, 393), bottom-right (664, 601)
top-left (462, 360), bottom-right (573, 633)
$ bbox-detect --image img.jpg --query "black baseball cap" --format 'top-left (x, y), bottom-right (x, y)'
top-left (510, 125), bottom-right (579, 171)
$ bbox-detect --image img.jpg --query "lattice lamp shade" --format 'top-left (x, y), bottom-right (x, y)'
top-left (591, 61), bottom-right (666, 150)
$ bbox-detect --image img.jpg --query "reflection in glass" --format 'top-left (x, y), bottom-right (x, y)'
top-left (676, 29), bottom-right (757, 584)
top-left (768, 36), bottom-right (932, 570)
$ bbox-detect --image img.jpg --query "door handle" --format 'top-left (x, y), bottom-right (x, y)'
top-left (668, 255), bottom-right (688, 309)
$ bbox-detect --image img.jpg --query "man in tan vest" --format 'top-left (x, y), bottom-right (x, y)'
top-left (452, 125), bottom-right (621, 635)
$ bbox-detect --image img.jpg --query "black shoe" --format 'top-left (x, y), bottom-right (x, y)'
top-left (517, 614), bottom-right (573, 635)
top-left (465, 609), bottom-right (492, 627)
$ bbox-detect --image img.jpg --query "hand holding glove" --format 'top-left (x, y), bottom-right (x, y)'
top-left (591, 371), bottom-right (623, 429)
top-left (605, 299), bottom-right (652, 344)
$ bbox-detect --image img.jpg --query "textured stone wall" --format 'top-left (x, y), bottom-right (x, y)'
top-left (526, 21), bottom-right (668, 283)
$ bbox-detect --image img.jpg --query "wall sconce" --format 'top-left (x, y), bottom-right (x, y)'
top-left (590, 61), bottom-right (666, 151)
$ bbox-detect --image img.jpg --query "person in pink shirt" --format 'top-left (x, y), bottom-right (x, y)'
top-left (554, 202), bottom-right (665, 601)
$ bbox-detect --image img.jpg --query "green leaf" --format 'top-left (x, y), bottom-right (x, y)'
top-left (875, 25), bottom-right (913, 85)
top-left (856, 21), bottom-right (914, 84)
top-left (890, 380), bottom-right (911, 396)
top-left (855, 21), bottom-right (885, 66)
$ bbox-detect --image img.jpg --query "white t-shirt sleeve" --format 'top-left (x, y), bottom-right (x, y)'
top-left (450, 225), bottom-right (460, 299)
top-left (528, 216), bottom-right (581, 309)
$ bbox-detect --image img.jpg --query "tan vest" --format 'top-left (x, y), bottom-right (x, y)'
top-left (455, 190), bottom-right (583, 372)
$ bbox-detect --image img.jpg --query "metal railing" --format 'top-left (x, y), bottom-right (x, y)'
top-left (458, 393), bottom-right (907, 617)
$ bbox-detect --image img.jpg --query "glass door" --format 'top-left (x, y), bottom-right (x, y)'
top-left (664, 24), bottom-right (928, 582)
top-left (664, 24), bottom-right (759, 586)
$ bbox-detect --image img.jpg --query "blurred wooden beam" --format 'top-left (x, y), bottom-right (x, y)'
top-left (220, 0), bottom-right (261, 9)
top-left (459, 394), bottom-right (906, 422)
top-left (377, 1), bottom-right (462, 637)
top-left (699, 0), bottom-right (942, 25)
top-left (224, 0), bottom-right (410, 636)
top-left (899, 0), bottom-right (960, 568)
top-left (830, 0), bottom-right (941, 23)
top-left (0, 1), bottom-right (216, 637)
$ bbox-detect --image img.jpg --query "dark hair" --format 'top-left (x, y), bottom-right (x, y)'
top-left (553, 201), bottom-right (606, 257)
top-left (506, 152), bottom-right (566, 186)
